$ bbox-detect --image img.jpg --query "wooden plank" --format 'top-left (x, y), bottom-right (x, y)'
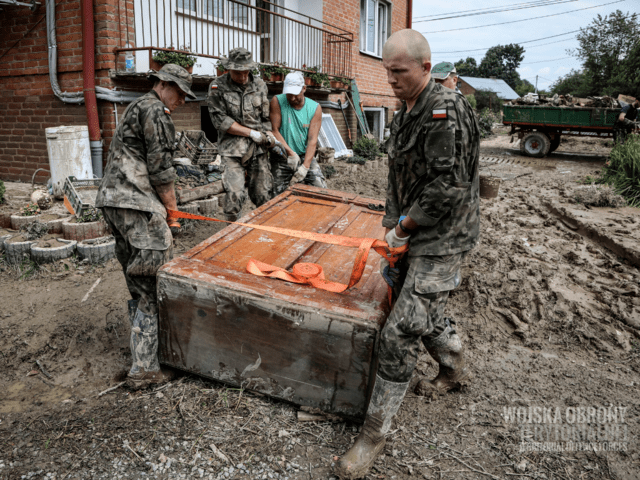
top-left (176, 181), bottom-right (224, 204)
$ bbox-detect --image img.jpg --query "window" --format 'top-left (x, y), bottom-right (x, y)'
top-left (360, 0), bottom-right (389, 57)
top-left (364, 107), bottom-right (385, 142)
top-left (231, 0), bottom-right (250, 26)
top-left (178, 0), bottom-right (223, 19)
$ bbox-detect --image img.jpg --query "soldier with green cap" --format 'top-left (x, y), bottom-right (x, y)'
top-left (96, 63), bottom-right (196, 389)
top-left (207, 48), bottom-right (276, 221)
top-left (431, 61), bottom-right (460, 92)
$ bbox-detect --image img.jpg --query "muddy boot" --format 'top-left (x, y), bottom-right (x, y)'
top-left (415, 319), bottom-right (470, 396)
top-left (225, 213), bottom-right (238, 223)
top-left (126, 309), bottom-right (174, 390)
top-left (335, 375), bottom-right (409, 479)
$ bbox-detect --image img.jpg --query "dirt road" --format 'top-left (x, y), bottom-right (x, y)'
top-left (0, 133), bottom-right (638, 480)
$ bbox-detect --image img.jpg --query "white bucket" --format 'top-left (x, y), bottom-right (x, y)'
top-left (45, 125), bottom-right (94, 198)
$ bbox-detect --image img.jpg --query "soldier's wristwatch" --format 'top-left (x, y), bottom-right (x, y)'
top-left (398, 215), bottom-right (414, 234)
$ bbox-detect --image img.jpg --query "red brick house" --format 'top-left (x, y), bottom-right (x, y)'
top-left (0, 0), bottom-right (411, 182)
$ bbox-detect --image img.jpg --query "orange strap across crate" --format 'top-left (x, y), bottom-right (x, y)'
top-left (167, 209), bottom-right (407, 294)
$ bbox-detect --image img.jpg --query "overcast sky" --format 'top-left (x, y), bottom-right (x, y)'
top-left (412, 0), bottom-right (640, 91)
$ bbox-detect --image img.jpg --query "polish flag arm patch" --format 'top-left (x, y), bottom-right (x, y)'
top-left (432, 109), bottom-right (447, 119)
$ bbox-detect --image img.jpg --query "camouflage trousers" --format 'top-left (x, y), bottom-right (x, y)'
top-left (271, 156), bottom-right (327, 196)
top-left (221, 154), bottom-right (273, 219)
top-left (377, 252), bottom-right (467, 383)
top-left (102, 207), bottom-right (173, 316)
top-left (613, 121), bottom-right (634, 144)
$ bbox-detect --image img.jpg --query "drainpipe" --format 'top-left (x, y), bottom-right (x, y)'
top-left (81, 0), bottom-right (103, 177)
top-left (407, 0), bottom-right (412, 29)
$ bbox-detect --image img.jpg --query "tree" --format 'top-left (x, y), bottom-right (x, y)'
top-left (570, 10), bottom-right (640, 96)
top-left (607, 40), bottom-right (640, 98)
top-left (476, 44), bottom-right (525, 89)
top-left (515, 78), bottom-right (535, 97)
top-left (550, 69), bottom-right (589, 96)
top-left (454, 57), bottom-right (478, 77)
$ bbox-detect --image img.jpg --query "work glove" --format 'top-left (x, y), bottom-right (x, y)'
top-left (380, 222), bottom-right (410, 287)
top-left (249, 130), bottom-right (276, 148)
top-left (271, 141), bottom-right (286, 158)
top-left (290, 164), bottom-right (309, 185)
top-left (286, 153), bottom-right (301, 171)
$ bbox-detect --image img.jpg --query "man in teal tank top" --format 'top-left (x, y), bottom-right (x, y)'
top-left (270, 71), bottom-right (327, 195)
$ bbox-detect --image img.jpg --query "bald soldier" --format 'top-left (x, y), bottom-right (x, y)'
top-left (335, 30), bottom-right (480, 479)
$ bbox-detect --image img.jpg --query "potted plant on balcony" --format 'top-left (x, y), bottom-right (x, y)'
top-left (303, 66), bottom-right (329, 88)
top-left (216, 60), bottom-right (228, 76)
top-left (330, 77), bottom-right (351, 89)
top-left (151, 50), bottom-right (196, 73)
top-left (259, 62), bottom-right (290, 82)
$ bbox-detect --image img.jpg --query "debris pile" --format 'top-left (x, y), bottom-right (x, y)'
top-left (173, 130), bottom-right (224, 202)
top-left (508, 93), bottom-right (620, 109)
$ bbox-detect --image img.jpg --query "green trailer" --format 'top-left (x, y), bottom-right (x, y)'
top-left (502, 104), bottom-right (620, 157)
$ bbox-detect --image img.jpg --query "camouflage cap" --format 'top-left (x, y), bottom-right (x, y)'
top-left (149, 64), bottom-right (197, 100)
top-left (220, 48), bottom-right (258, 71)
top-left (431, 62), bottom-right (457, 80)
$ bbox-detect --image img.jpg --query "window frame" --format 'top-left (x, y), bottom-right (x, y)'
top-left (363, 107), bottom-right (385, 142)
top-left (359, 0), bottom-right (391, 58)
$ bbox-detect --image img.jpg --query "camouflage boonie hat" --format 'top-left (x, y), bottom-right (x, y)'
top-left (431, 62), bottom-right (456, 80)
top-left (149, 64), bottom-right (197, 100)
top-left (220, 48), bottom-right (257, 71)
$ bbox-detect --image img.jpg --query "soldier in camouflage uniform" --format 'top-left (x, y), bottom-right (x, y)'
top-left (270, 71), bottom-right (327, 195)
top-left (207, 48), bottom-right (275, 221)
top-left (613, 99), bottom-right (639, 144)
top-left (336, 30), bottom-right (480, 480)
top-left (96, 64), bottom-right (196, 389)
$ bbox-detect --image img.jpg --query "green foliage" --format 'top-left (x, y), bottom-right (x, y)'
top-left (303, 66), bottom-right (329, 87)
top-left (152, 50), bottom-right (196, 68)
top-left (580, 175), bottom-right (597, 185)
top-left (0, 179), bottom-right (5, 204)
top-left (20, 221), bottom-right (49, 240)
top-left (465, 94), bottom-right (477, 110)
top-left (216, 60), bottom-right (226, 73)
top-left (352, 136), bottom-right (382, 160)
top-left (515, 79), bottom-right (535, 97)
top-left (455, 57), bottom-right (478, 77)
top-left (476, 44), bottom-right (525, 89)
top-left (77, 206), bottom-right (103, 223)
top-left (322, 164), bottom-right (337, 179)
top-left (569, 10), bottom-right (640, 97)
top-left (21, 203), bottom-right (40, 216)
top-left (550, 69), bottom-right (590, 96)
top-left (347, 156), bottom-right (367, 165)
top-left (259, 62), bottom-right (290, 78)
top-left (600, 134), bottom-right (640, 207)
top-left (474, 89), bottom-right (501, 113)
top-left (477, 109), bottom-right (499, 139)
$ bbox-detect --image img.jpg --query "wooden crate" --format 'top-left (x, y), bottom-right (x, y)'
top-left (157, 185), bottom-right (389, 418)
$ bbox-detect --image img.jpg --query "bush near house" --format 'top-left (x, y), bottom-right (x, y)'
top-left (599, 134), bottom-right (640, 207)
top-left (352, 136), bottom-right (382, 160)
top-left (474, 89), bottom-right (501, 113)
top-left (152, 51), bottom-right (196, 69)
top-left (466, 94), bottom-right (477, 110)
top-left (477, 108), bottom-right (500, 139)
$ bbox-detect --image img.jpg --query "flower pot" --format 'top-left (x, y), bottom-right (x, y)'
top-left (304, 77), bottom-right (317, 86)
top-left (269, 73), bottom-right (283, 82)
top-left (11, 214), bottom-right (42, 231)
top-left (330, 80), bottom-right (345, 89)
top-left (30, 237), bottom-right (77, 264)
top-left (217, 69), bottom-right (228, 76)
top-left (151, 59), bottom-right (194, 74)
top-left (62, 216), bottom-right (108, 242)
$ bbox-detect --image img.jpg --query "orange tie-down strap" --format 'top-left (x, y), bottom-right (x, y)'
top-left (166, 209), bottom-right (407, 294)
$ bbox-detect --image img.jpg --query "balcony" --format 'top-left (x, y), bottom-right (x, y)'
top-left (114, 0), bottom-right (353, 84)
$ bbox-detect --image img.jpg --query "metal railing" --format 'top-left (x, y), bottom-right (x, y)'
top-left (117, 0), bottom-right (353, 79)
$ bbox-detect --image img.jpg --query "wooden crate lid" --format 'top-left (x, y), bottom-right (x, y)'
top-left (160, 185), bottom-right (390, 326)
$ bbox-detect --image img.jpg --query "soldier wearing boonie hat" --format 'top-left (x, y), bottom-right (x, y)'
top-left (96, 63), bottom-right (195, 390)
top-left (269, 71), bottom-right (327, 195)
top-left (207, 48), bottom-right (276, 221)
top-left (431, 62), bottom-right (459, 91)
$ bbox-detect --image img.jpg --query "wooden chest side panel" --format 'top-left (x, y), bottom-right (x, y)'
top-left (158, 273), bottom-right (378, 417)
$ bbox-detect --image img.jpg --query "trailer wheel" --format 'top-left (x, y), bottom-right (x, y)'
top-left (520, 132), bottom-right (551, 158)
top-left (549, 135), bottom-right (561, 153)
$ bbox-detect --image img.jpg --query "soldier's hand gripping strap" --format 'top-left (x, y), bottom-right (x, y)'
top-left (155, 183), bottom-right (181, 228)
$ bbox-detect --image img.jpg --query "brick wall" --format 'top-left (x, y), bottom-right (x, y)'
top-left (323, 0), bottom-right (407, 120)
top-left (457, 79), bottom-right (476, 97)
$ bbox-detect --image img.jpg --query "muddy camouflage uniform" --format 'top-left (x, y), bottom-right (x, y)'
top-left (207, 73), bottom-right (273, 218)
top-left (613, 103), bottom-right (638, 144)
top-left (378, 79), bottom-right (480, 383)
top-left (96, 90), bottom-right (175, 317)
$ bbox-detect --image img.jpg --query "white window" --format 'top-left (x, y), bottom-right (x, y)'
top-left (178, 0), bottom-right (223, 18)
top-left (360, 0), bottom-right (390, 57)
top-left (364, 107), bottom-right (385, 142)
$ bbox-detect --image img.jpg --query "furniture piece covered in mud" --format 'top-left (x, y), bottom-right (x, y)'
top-left (157, 185), bottom-right (390, 418)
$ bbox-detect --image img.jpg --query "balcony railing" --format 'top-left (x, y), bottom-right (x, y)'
top-left (117, 0), bottom-right (353, 79)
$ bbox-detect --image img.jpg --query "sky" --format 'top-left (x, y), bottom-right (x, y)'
top-left (412, 0), bottom-right (640, 92)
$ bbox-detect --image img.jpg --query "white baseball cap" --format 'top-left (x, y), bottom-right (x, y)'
top-left (283, 71), bottom-right (305, 95)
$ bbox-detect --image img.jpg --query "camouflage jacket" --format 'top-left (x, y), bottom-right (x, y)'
top-left (207, 73), bottom-right (272, 158)
top-left (383, 79), bottom-right (480, 256)
top-left (96, 90), bottom-right (176, 216)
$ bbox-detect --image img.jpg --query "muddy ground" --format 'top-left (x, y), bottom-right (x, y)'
top-left (1, 131), bottom-right (639, 480)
